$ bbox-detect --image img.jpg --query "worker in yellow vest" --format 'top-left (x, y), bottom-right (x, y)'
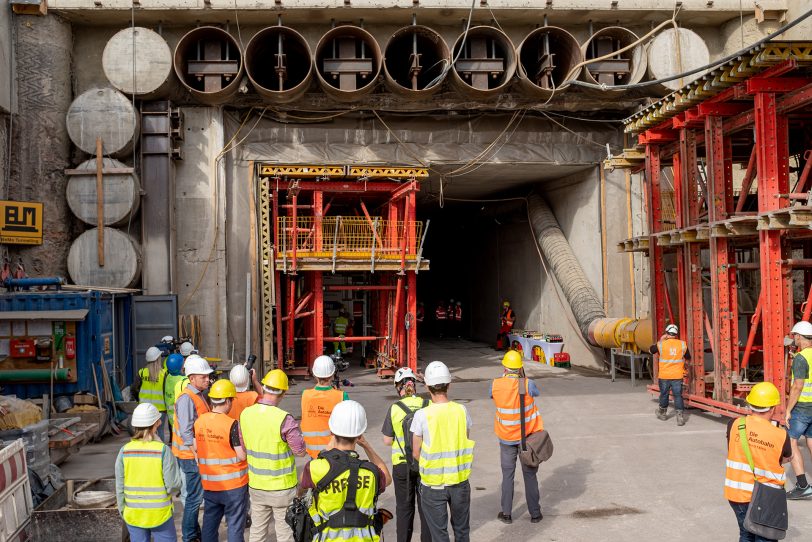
top-left (172, 354), bottom-right (213, 542)
top-left (333, 307), bottom-right (350, 355)
top-left (381, 367), bottom-right (430, 542)
top-left (227, 365), bottom-right (261, 422)
top-left (649, 324), bottom-right (691, 426)
top-left (491, 350), bottom-right (543, 525)
top-left (115, 402), bottom-right (182, 542)
top-left (300, 400), bottom-right (391, 541)
top-left (301, 355), bottom-right (349, 458)
top-left (163, 354), bottom-right (186, 435)
top-left (240, 369), bottom-right (307, 542)
top-left (134, 347), bottom-right (168, 442)
top-left (785, 320), bottom-right (812, 499)
top-left (724, 382), bottom-right (792, 540)
top-left (193, 379), bottom-right (249, 542)
top-left (411, 361), bottom-right (474, 542)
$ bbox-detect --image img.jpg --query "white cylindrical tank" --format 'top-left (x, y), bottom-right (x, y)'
top-left (68, 227), bottom-right (141, 288)
top-left (103, 27), bottom-right (174, 98)
top-left (66, 88), bottom-right (139, 157)
top-left (65, 158), bottom-right (140, 227)
top-left (647, 28), bottom-right (710, 92)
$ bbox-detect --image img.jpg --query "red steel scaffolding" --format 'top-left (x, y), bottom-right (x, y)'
top-left (257, 165), bottom-right (429, 378)
top-left (618, 42), bottom-right (812, 419)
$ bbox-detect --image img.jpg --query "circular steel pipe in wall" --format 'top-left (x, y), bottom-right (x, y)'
top-left (450, 26), bottom-right (516, 99)
top-left (580, 26), bottom-right (647, 95)
top-left (516, 26), bottom-right (582, 99)
top-left (315, 26), bottom-right (382, 102)
top-left (174, 26), bottom-right (244, 105)
top-left (245, 26), bottom-right (313, 104)
top-left (383, 25), bottom-right (450, 99)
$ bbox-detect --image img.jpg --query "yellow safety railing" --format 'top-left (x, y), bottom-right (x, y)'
top-left (276, 216), bottom-right (424, 260)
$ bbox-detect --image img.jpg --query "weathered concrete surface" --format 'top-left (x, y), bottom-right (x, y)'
top-left (61, 339), bottom-right (812, 540)
top-left (0, 0), bottom-right (12, 113)
top-left (8, 14), bottom-right (75, 276)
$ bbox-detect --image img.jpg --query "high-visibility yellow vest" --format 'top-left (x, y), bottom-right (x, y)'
top-left (418, 402), bottom-right (474, 487)
top-left (308, 452), bottom-right (379, 542)
top-left (240, 403), bottom-right (297, 491)
top-left (163, 374), bottom-right (186, 422)
top-left (657, 338), bottom-right (687, 380)
top-left (389, 395), bottom-right (429, 466)
top-left (795, 348), bottom-right (812, 404)
top-left (724, 416), bottom-right (787, 503)
top-left (334, 316), bottom-right (349, 335)
top-left (138, 368), bottom-right (167, 412)
top-left (173, 377), bottom-right (190, 401)
top-left (121, 439), bottom-right (173, 528)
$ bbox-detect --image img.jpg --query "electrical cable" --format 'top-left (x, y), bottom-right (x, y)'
top-left (539, 111), bottom-right (622, 153)
top-left (425, 0), bottom-right (477, 90)
top-left (568, 6), bottom-right (812, 91)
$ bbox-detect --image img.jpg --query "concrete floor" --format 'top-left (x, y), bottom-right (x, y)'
top-left (61, 339), bottom-right (812, 541)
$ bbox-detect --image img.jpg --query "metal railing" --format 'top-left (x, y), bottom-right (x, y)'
top-left (276, 216), bottom-right (423, 260)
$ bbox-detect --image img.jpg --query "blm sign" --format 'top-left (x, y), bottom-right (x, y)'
top-left (0, 200), bottom-right (43, 245)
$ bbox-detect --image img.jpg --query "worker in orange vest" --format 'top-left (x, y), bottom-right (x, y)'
top-left (453, 301), bottom-right (463, 339)
top-left (227, 365), bottom-right (261, 422)
top-left (724, 382), bottom-right (792, 541)
top-left (649, 324), bottom-right (691, 426)
top-left (172, 354), bottom-right (213, 542)
top-left (496, 300), bottom-right (515, 350)
top-left (194, 379), bottom-right (249, 542)
top-left (300, 355), bottom-right (348, 458)
top-left (435, 300), bottom-right (448, 338)
top-left (491, 350), bottom-right (543, 525)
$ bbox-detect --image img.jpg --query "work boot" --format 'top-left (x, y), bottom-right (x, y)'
top-left (787, 484), bottom-right (812, 500)
top-left (655, 407), bottom-right (667, 421)
top-left (676, 410), bottom-right (686, 426)
top-left (497, 512), bottom-right (512, 524)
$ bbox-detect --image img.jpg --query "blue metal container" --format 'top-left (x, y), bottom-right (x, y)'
top-left (0, 290), bottom-right (134, 399)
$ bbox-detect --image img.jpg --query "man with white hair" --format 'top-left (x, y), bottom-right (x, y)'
top-left (240, 370), bottom-right (307, 542)
top-left (649, 324), bottom-right (692, 426)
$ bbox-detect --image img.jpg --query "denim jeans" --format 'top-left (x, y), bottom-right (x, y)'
top-left (729, 501), bottom-right (777, 542)
top-left (788, 409), bottom-right (812, 439)
top-left (420, 480), bottom-right (470, 542)
top-left (658, 378), bottom-right (685, 410)
top-left (179, 458), bottom-right (204, 542)
top-left (202, 485), bottom-right (248, 542)
top-left (126, 517), bottom-right (177, 542)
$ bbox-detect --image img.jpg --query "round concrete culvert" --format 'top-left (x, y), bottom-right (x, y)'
top-left (174, 26), bottom-right (244, 105)
top-left (580, 26), bottom-right (647, 96)
top-left (516, 26), bottom-right (582, 99)
top-left (245, 26), bottom-right (313, 104)
top-left (451, 26), bottom-right (516, 99)
top-left (315, 26), bottom-right (382, 102)
top-left (383, 25), bottom-right (450, 99)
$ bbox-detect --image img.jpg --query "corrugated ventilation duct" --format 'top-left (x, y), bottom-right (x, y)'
top-left (527, 193), bottom-right (606, 342)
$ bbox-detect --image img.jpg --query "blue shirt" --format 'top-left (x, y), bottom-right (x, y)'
top-left (490, 376), bottom-right (540, 446)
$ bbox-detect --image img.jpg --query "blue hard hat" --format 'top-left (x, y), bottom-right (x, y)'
top-left (166, 353), bottom-right (184, 376)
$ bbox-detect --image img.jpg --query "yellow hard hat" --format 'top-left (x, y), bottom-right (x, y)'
top-left (502, 350), bottom-right (523, 369)
top-left (746, 381), bottom-right (780, 408)
top-left (503, 300), bottom-right (510, 307)
top-left (261, 369), bottom-right (289, 391)
top-left (209, 379), bottom-right (237, 400)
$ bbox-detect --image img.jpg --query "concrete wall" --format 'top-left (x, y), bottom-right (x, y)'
top-left (0, 1), bottom-right (11, 114)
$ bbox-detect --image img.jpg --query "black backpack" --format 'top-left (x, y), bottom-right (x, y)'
top-left (394, 397), bottom-right (429, 473)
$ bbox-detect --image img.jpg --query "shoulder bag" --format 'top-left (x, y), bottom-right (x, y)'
top-left (738, 418), bottom-right (788, 540)
top-left (518, 378), bottom-right (554, 468)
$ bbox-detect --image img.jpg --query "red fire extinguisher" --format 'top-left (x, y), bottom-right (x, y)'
top-left (64, 336), bottom-right (76, 359)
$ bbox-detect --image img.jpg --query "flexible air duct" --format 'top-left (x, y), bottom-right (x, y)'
top-left (527, 193), bottom-right (606, 342)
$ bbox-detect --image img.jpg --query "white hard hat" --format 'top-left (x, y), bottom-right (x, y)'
top-left (145, 346), bottom-right (162, 363)
top-left (131, 402), bottom-right (161, 428)
top-left (328, 400), bottom-right (367, 438)
top-left (184, 354), bottom-right (213, 375)
top-left (792, 321), bottom-right (812, 337)
top-left (179, 342), bottom-right (195, 357)
top-left (665, 324), bottom-right (679, 335)
top-left (312, 355), bottom-right (336, 378)
top-left (229, 365), bottom-right (251, 392)
top-left (161, 336), bottom-right (174, 343)
top-left (424, 361), bottom-right (452, 386)
top-left (394, 367), bottom-right (416, 384)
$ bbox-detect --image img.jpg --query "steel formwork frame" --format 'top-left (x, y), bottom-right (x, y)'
top-left (257, 165), bottom-right (428, 378)
top-left (628, 44), bottom-right (812, 420)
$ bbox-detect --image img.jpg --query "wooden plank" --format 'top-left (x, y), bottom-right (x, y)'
top-left (95, 137), bottom-right (104, 267)
top-left (64, 167), bottom-right (135, 176)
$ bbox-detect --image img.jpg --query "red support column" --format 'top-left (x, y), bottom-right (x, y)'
top-left (312, 271), bottom-right (323, 369)
top-left (706, 115), bottom-right (734, 403)
top-left (673, 153), bottom-right (688, 334)
top-left (646, 145), bottom-right (667, 339)
top-left (407, 271), bottom-right (417, 371)
top-left (754, 91), bottom-right (791, 415)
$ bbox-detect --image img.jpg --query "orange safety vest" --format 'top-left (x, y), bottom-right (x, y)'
top-left (435, 306), bottom-right (447, 320)
top-left (724, 415), bottom-right (787, 503)
top-left (657, 338), bottom-right (687, 380)
top-left (172, 387), bottom-right (210, 460)
top-left (301, 388), bottom-right (344, 459)
top-left (228, 391), bottom-right (259, 421)
top-left (501, 308), bottom-right (515, 328)
top-left (194, 412), bottom-right (248, 491)
top-left (492, 377), bottom-right (543, 442)
top-left (454, 306), bottom-right (462, 320)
